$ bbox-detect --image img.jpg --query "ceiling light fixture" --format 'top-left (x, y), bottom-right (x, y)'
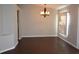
top-left (40, 4), bottom-right (50, 18)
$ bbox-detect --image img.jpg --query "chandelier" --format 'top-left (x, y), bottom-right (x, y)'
top-left (40, 4), bottom-right (50, 18)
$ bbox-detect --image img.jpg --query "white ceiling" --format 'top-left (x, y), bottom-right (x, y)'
top-left (36, 4), bottom-right (64, 9)
top-left (18, 4), bottom-right (65, 9)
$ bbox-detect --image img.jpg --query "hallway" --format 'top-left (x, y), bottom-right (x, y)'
top-left (2, 37), bottom-right (79, 54)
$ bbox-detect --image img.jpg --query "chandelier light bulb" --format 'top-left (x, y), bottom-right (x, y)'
top-left (40, 4), bottom-right (50, 17)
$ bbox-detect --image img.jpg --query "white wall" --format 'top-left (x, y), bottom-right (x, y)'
top-left (0, 5), bottom-right (3, 34)
top-left (57, 5), bottom-right (78, 48)
top-left (77, 7), bottom-right (79, 48)
top-left (19, 4), bottom-right (57, 37)
top-left (0, 4), bottom-right (18, 53)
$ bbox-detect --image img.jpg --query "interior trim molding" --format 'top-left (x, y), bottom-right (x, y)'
top-left (0, 41), bottom-right (18, 53)
top-left (56, 4), bottom-right (70, 10)
top-left (58, 36), bottom-right (79, 49)
top-left (21, 35), bottom-right (57, 37)
top-left (19, 36), bottom-right (22, 40)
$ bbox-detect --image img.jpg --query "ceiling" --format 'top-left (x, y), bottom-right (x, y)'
top-left (18, 4), bottom-right (66, 9)
top-left (36, 4), bottom-right (64, 9)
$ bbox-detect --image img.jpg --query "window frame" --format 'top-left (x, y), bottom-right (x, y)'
top-left (58, 10), bottom-right (70, 37)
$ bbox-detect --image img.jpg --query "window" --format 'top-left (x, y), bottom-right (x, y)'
top-left (58, 11), bottom-right (70, 37)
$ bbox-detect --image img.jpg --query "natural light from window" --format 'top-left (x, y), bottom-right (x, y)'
top-left (58, 12), bottom-right (70, 37)
top-left (66, 12), bottom-right (70, 37)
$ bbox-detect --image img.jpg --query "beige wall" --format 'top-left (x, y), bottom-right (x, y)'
top-left (58, 5), bottom-right (78, 48)
top-left (19, 4), bottom-right (57, 37)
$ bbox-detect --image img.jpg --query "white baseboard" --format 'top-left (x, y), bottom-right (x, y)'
top-left (0, 41), bottom-right (18, 53)
top-left (58, 36), bottom-right (79, 49)
top-left (21, 35), bottom-right (57, 38)
top-left (19, 36), bottom-right (22, 40)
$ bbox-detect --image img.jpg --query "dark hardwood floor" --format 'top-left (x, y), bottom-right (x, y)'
top-left (2, 37), bottom-right (79, 54)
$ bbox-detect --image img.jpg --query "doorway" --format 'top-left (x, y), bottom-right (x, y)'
top-left (17, 10), bottom-right (20, 41)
